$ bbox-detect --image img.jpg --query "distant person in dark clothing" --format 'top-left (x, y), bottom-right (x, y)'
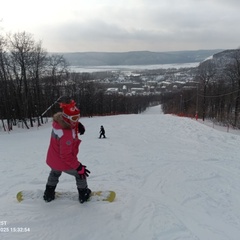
top-left (99, 125), bottom-right (106, 138)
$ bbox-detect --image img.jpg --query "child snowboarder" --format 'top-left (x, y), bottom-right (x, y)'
top-left (43, 100), bottom-right (91, 203)
top-left (99, 125), bottom-right (106, 138)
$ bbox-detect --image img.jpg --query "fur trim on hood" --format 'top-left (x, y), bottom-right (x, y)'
top-left (53, 112), bottom-right (71, 129)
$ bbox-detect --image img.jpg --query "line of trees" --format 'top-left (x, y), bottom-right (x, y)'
top-left (0, 31), bottom-right (69, 130)
top-left (0, 31), bottom-right (159, 131)
top-left (162, 49), bottom-right (240, 128)
top-left (5, 32), bottom-right (239, 130)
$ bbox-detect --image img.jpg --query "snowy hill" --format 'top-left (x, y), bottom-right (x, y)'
top-left (62, 50), bottom-right (222, 66)
top-left (200, 49), bottom-right (240, 69)
top-left (1, 106), bottom-right (240, 240)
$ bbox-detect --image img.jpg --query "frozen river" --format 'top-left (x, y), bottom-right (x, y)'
top-left (69, 62), bottom-right (199, 73)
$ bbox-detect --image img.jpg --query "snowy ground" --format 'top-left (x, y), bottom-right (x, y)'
top-left (1, 105), bottom-right (240, 240)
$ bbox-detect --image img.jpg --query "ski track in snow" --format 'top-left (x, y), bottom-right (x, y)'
top-left (1, 105), bottom-right (240, 240)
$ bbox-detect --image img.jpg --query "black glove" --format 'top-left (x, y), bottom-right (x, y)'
top-left (78, 122), bottom-right (85, 135)
top-left (76, 163), bottom-right (90, 179)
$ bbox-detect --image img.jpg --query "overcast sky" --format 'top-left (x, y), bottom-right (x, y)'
top-left (0, 0), bottom-right (240, 53)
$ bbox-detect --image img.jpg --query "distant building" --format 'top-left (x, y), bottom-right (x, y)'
top-left (105, 88), bottom-right (119, 95)
top-left (122, 85), bottom-right (127, 94)
top-left (130, 88), bottom-right (144, 95)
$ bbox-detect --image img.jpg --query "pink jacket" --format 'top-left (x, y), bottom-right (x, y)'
top-left (46, 113), bottom-right (81, 171)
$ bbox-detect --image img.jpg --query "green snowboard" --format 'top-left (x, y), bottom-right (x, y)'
top-left (16, 190), bottom-right (116, 203)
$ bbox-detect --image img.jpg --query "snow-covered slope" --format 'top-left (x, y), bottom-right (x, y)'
top-left (1, 106), bottom-right (240, 240)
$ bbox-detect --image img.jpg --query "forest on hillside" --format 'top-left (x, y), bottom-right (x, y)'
top-left (162, 49), bottom-right (240, 128)
top-left (1, 31), bottom-right (240, 131)
top-left (0, 32), bottom-right (159, 131)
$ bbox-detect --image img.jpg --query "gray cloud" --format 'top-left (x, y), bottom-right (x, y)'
top-left (18, 0), bottom-right (240, 52)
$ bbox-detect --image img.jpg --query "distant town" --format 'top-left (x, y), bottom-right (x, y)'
top-left (70, 63), bottom-right (199, 97)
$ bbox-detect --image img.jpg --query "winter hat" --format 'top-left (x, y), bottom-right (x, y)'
top-left (60, 100), bottom-right (80, 122)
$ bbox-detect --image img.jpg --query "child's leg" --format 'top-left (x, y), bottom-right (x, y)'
top-left (44, 169), bottom-right (62, 202)
top-left (46, 169), bottom-right (62, 186)
top-left (63, 169), bottom-right (88, 189)
top-left (64, 169), bottom-right (90, 203)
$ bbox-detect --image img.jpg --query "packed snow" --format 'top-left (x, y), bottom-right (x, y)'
top-left (1, 105), bottom-right (240, 240)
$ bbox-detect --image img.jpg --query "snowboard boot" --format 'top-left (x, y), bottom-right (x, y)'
top-left (43, 185), bottom-right (56, 202)
top-left (78, 187), bottom-right (92, 203)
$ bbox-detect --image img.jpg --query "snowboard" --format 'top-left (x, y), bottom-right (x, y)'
top-left (16, 190), bottom-right (116, 203)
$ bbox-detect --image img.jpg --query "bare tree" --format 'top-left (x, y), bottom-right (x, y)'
top-left (28, 41), bottom-right (48, 126)
top-left (7, 32), bottom-right (37, 128)
top-left (223, 50), bottom-right (240, 127)
top-left (196, 60), bottom-right (217, 121)
top-left (0, 34), bottom-right (10, 130)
